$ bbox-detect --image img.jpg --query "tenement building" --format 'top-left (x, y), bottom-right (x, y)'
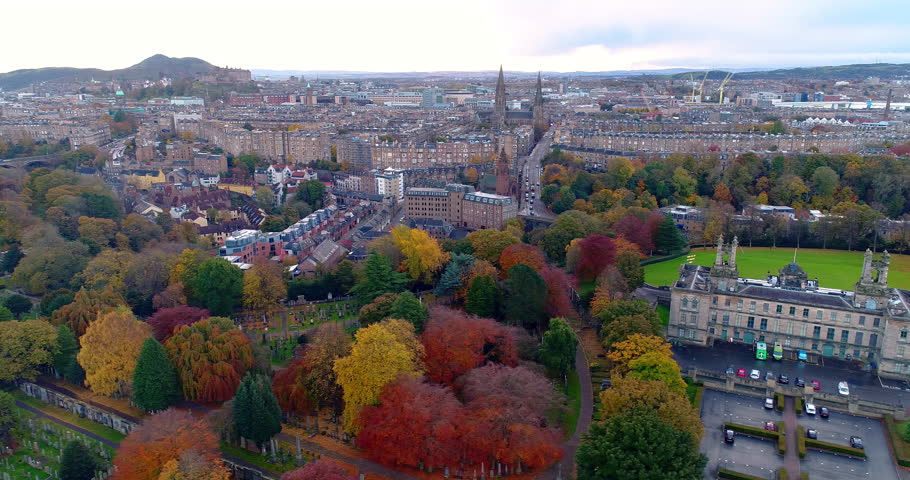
top-left (404, 184), bottom-right (516, 230)
top-left (669, 237), bottom-right (910, 379)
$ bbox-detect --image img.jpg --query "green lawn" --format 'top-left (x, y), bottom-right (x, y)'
top-left (644, 247), bottom-right (910, 290)
top-left (12, 391), bottom-right (126, 444)
top-left (563, 370), bottom-right (582, 438)
top-left (219, 441), bottom-right (297, 475)
top-left (656, 304), bottom-right (670, 326)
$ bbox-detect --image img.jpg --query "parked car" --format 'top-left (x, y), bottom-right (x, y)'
top-left (764, 422), bottom-right (777, 432)
top-left (600, 379), bottom-right (612, 391)
top-left (737, 368), bottom-right (747, 377)
top-left (811, 380), bottom-right (821, 391)
top-left (726, 366), bottom-right (735, 376)
top-left (795, 377), bottom-right (805, 387)
top-left (805, 403), bottom-right (817, 415)
top-left (724, 429), bottom-right (736, 444)
top-left (819, 407), bottom-right (830, 418)
top-left (750, 369), bottom-right (761, 380)
top-left (778, 374), bottom-right (789, 384)
top-left (765, 398), bottom-right (775, 409)
top-left (850, 436), bottom-right (864, 449)
top-left (838, 381), bottom-right (850, 396)
top-left (807, 429), bottom-right (818, 439)
top-left (766, 371), bottom-right (774, 381)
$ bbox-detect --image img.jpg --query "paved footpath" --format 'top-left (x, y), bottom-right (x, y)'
top-left (782, 396), bottom-right (800, 476)
top-left (540, 345), bottom-right (595, 480)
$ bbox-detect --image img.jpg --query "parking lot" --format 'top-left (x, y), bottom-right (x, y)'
top-left (700, 389), bottom-right (902, 480)
top-left (700, 390), bottom-right (784, 478)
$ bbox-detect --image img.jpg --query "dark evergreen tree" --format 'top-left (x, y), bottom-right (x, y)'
top-left (2, 294), bottom-right (31, 318)
top-left (655, 214), bottom-right (686, 253)
top-left (433, 253), bottom-right (474, 296)
top-left (0, 244), bottom-right (24, 274)
top-left (465, 275), bottom-right (497, 318)
top-left (388, 291), bottom-right (429, 332)
top-left (189, 257), bottom-right (243, 316)
top-left (132, 338), bottom-right (181, 411)
top-left (615, 251), bottom-right (645, 290)
top-left (53, 325), bottom-right (79, 378)
top-left (349, 252), bottom-right (408, 305)
top-left (502, 264), bottom-right (547, 331)
top-left (233, 374), bottom-right (282, 448)
top-left (538, 318), bottom-right (578, 378)
top-left (60, 441), bottom-right (99, 480)
top-left (0, 391), bottom-right (20, 445)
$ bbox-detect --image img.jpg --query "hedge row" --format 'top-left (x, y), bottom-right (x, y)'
top-left (805, 438), bottom-right (866, 458)
top-left (640, 248), bottom-right (691, 267)
top-left (776, 393), bottom-right (785, 412)
top-left (693, 386), bottom-right (705, 411)
top-left (777, 468), bottom-right (787, 480)
top-left (795, 397), bottom-right (804, 414)
top-left (800, 474), bottom-right (809, 480)
top-left (883, 415), bottom-right (910, 468)
top-left (724, 422), bottom-right (781, 441)
top-left (796, 425), bottom-right (807, 458)
top-left (718, 469), bottom-right (765, 480)
top-left (778, 433), bottom-right (787, 455)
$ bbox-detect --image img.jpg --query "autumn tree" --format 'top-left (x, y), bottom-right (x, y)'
top-left (612, 214), bottom-right (654, 255)
top-left (349, 252), bottom-right (408, 305)
top-left (60, 440), bottom-right (100, 480)
top-left (113, 409), bottom-right (221, 480)
top-left (169, 248), bottom-right (207, 299)
top-left (357, 377), bottom-right (463, 469)
top-left (121, 213), bottom-right (164, 251)
top-left (272, 356), bottom-right (316, 418)
top-left (539, 318), bottom-right (577, 379)
top-left (242, 260), bottom-right (287, 310)
top-left (628, 351), bottom-right (687, 394)
top-left (78, 248), bottom-right (134, 292)
top-left (76, 216), bottom-right (118, 253)
top-left (607, 334), bottom-right (673, 373)
top-left (50, 286), bottom-right (125, 337)
top-left (832, 201), bottom-right (883, 251)
top-left (391, 225), bottom-right (449, 283)
top-left (600, 376), bottom-right (703, 441)
top-left (433, 253), bottom-right (474, 296)
top-left (280, 460), bottom-right (356, 480)
top-left (594, 299), bottom-right (660, 330)
top-left (388, 291), bottom-right (429, 332)
top-left (233, 373), bottom-right (282, 449)
top-left (357, 292), bottom-right (398, 326)
top-left (539, 210), bottom-right (604, 264)
top-left (575, 234), bottom-right (617, 282)
top-left (0, 319), bottom-right (58, 382)
top-left (157, 450), bottom-right (231, 480)
top-left (334, 322), bottom-right (423, 433)
top-left (498, 243), bottom-right (547, 277)
top-left (465, 275), bottom-right (497, 318)
top-left (77, 307), bottom-right (151, 396)
top-left (132, 338), bottom-right (180, 411)
top-left (576, 409), bottom-right (706, 480)
top-left (456, 259), bottom-right (499, 301)
top-left (502, 264), bottom-right (547, 332)
top-left (302, 328), bottom-right (351, 414)
top-left (147, 305), bottom-right (210, 341)
top-left (467, 229), bottom-right (519, 264)
top-left (164, 317), bottom-right (255, 402)
top-left (539, 266), bottom-right (576, 319)
top-left (600, 314), bottom-right (661, 350)
top-left (421, 307), bottom-right (518, 386)
top-left (589, 266), bottom-right (630, 309)
top-left (189, 257), bottom-right (243, 316)
top-left (615, 251), bottom-right (644, 291)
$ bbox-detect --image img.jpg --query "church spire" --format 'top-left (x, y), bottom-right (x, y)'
top-left (535, 71), bottom-right (543, 107)
top-left (493, 65), bottom-right (506, 130)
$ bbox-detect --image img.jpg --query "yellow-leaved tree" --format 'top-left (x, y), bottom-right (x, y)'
top-left (77, 306), bottom-right (151, 396)
top-left (606, 333), bottom-right (673, 373)
top-left (242, 260), bottom-right (287, 310)
top-left (333, 320), bottom-right (422, 433)
top-left (390, 226), bottom-right (449, 283)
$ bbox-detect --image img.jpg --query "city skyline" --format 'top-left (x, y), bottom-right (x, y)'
top-left (5, 0), bottom-right (910, 74)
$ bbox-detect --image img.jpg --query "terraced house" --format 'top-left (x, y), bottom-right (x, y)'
top-left (669, 237), bottom-right (910, 379)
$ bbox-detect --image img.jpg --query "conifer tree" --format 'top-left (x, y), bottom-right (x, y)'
top-left (132, 338), bottom-right (181, 411)
top-left (60, 441), bottom-right (99, 480)
top-left (233, 374), bottom-right (282, 448)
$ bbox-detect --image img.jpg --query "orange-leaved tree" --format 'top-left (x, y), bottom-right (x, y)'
top-left (50, 286), bottom-right (125, 337)
top-left (421, 307), bottom-right (517, 386)
top-left (77, 306), bottom-right (151, 396)
top-left (498, 243), bottom-right (547, 278)
top-left (164, 317), bottom-right (255, 402)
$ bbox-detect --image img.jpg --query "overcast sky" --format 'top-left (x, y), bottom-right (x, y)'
top-left (4, 0), bottom-right (910, 73)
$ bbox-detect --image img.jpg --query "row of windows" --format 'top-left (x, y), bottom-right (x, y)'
top-left (703, 313), bottom-right (877, 347)
top-left (706, 328), bottom-right (871, 360)
top-left (708, 296), bottom-right (882, 326)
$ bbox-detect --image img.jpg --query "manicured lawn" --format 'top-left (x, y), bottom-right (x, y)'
top-left (12, 391), bottom-right (126, 444)
top-left (644, 247), bottom-right (910, 290)
top-left (563, 370), bottom-right (582, 438)
top-left (219, 441), bottom-right (298, 475)
top-left (656, 304), bottom-right (670, 326)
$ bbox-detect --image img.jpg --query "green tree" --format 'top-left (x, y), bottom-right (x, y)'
top-left (349, 252), bottom-right (408, 305)
top-left (3, 294), bottom-right (31, 318)
top-left (502, 264), bottom-right (547, 331)
top-left (465, 275), bottom-right (497, 318)
top-left (295, 180), bottom-right (326, 210)
top-left (357, 293), bottom-right (398, 326)
top-left (811, 166), bottom-right (839, 199)
top-left (615, 251), bottom-right (644, 290)
top-left (189, 257), bottom-right (243, 316)
top-left (628, 351), bottom-right (687, 394)
top-left (434, 253), bottom-right (474, 296)
top-left (600, 314), bottom-right (660, 350)
top-left (0, 244), bottom-right (24, 274)
top-left (388, 291), bottom-right (429, 332)
top-left (0, 307), bottom-right (11, 322)
top-left (53, 325), bottom-right (79, 378)
top-left (60, 440), bottom-right (100, 480)
top-left (539, 210), bottom-right (603, 264)
top-left (0, 391), bottom-right (20, 446)
top-left (0, 319), bottom-right (58, 382)
top-left (576, 409), bottom-right (706, 480)
top-left (132, 338), bottom-right (181, 411)
top-left (233, 373), bottom-right (282, 448)
top-left (255, 186), bottom-right (275, 211)
top-left (539, 318), bottom-right (577, 379)
top-left (654, 214), bottom-right (685, 254)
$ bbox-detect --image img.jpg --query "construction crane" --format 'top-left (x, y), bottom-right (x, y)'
top-left (883, 88), bottom-right (893, 121)
top-left (718, 72), bottom-right (734, 104)
top-left (697, 71), bottom-right (710, 103)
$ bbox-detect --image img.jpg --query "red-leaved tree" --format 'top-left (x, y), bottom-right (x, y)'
top-left (498, 244), bottom-right (547, 277)
top-left (113, 408), bottom-right (221, 480)
top-left (357, 376), bottom-right (463, 470)
top-left (272, 355), bottom-right (316, 417)
top-left (147, 305), bottom-right (210, 341)
top-left (574, 234), bottom-right (617, 282)
top-left (613, 214), bottom-right (654, 254)
top-left (539, 266), bottom-right (575, 319)
top-left (280, 459), bottom-right (357, 480)
top-left (421, 307), bottom-right (518, 386)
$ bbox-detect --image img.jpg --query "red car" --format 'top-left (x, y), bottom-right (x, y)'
top-left (811, 380), bottom-right (821, 391)
top-left (737, 368), bottom-right (747, 377)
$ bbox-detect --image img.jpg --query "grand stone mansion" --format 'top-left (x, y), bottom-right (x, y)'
top-left (668, 237), bottom-right (910, 379)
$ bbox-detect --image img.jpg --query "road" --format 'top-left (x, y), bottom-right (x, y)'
top-left (674, 341), bottom-right (908, 408)
top-left (519, 130), bottom-right (554, 219)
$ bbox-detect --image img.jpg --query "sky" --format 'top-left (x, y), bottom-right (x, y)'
top-left (4, 0), bottom-right (910, 73)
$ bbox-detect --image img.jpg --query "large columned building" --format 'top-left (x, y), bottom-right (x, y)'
top-left (668, 237), bottom-right (910, 379)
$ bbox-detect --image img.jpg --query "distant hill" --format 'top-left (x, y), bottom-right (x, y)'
top-left (0, 54), bottom-right (215, 91)
top-left (669, 63), bottom-right (910, 81)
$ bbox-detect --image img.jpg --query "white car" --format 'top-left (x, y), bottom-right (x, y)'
top-left (750, 369), bottom-right (761, 380)
top-left (837, 381), bottom-right (850, 396)
top-left (764, 398), bottom-right (774, 409)
top-left (805, 403), bottom-right (817, 415)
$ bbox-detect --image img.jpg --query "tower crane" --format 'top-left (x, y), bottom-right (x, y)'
top-left (718, 72), bottom-right (734, 104)
top-left (697, 71), bottom-right (710, 103)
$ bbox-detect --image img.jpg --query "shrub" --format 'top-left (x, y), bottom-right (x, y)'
top-left (901, 421), bottom-right (910, 443)
top-left (718, 469), bottom-right (765, 480)
top-left (883, 415), bottom-right (910, 467)
top-left (805, 438), bottom-right (866, 458)
top-left (778, 434), bottom-right (786, 455)
top-left (723, 422), bottom-right (779, 441)
top-left (795, 397), bottom-right (804, 414)
top-left (777, 468), bottom-right (788, 480)
top-left (776, 393), bottom-right (785, 412)
top-left (796, 425), bottom-right (807, 458)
